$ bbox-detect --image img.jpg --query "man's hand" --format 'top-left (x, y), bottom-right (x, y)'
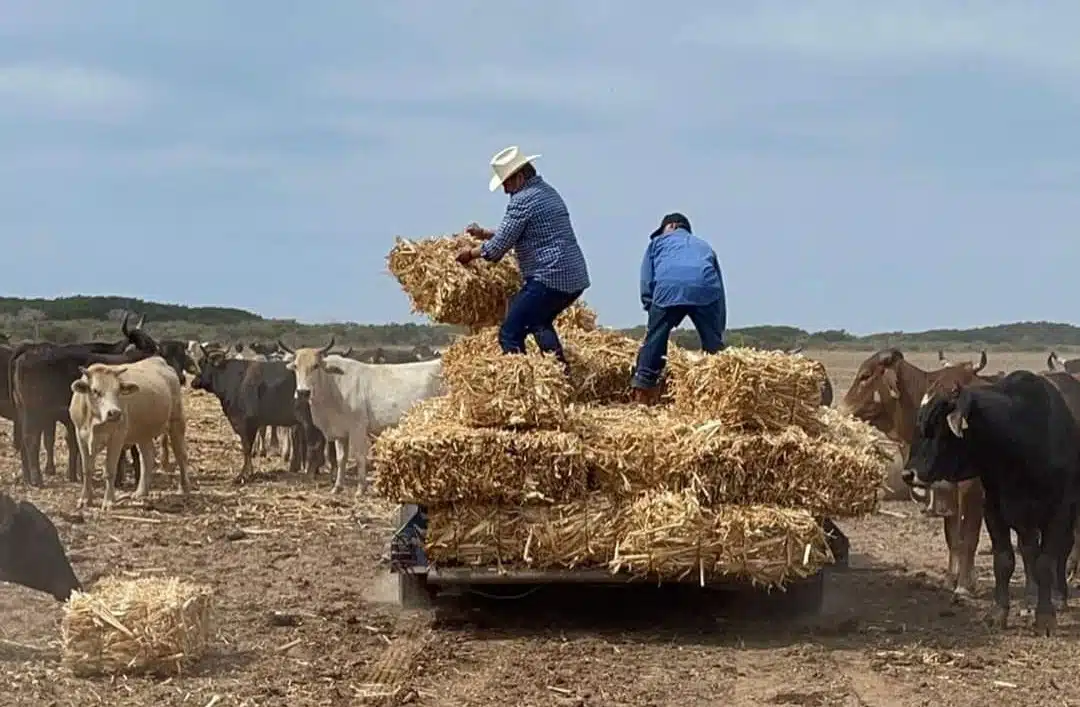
top-left (456, 245), bottom-right (482, 265)
top-left (464, 222), bottom-right (492, 240)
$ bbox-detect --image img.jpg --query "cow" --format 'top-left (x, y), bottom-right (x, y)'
top-left (69, 358), bottom-right (191, 509)
top-left (278, 337), bottom-right (444, 494)
top-left (1047, 351), bottom-right (1080, 374)
top-left (190, 349), bottom-right (308, 482)
top-left (0, 492), bottom-right (82, 601)
top-left (904, 370), bottom-right (1080, 636)
top-left (9, 313), bottom-right (160, 486)
top-left (836, 348), bottom-right (994, 597)
top-left (1, 344), bottom-right (57, 476)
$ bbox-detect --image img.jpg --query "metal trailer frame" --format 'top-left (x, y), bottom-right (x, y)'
top-left (389, 504), bottom-right (851, 614)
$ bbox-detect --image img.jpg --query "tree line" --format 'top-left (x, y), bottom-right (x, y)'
top-left (0, 296), bottom-right (1078, 352)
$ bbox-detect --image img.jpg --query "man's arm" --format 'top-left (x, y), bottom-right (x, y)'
top-left (480, 198), bottom-right (529, 262)
top-left (640, 241), bottom-right (655, 311)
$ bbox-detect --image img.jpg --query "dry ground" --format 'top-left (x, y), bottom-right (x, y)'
top-left (2, 349), bottom-right (1080, 706)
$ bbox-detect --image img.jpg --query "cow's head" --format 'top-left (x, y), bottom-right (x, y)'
top-left (120, 312), bottom-right (158, 355)
top-left (191, 346), bottom-right (229, 391)
top-left (0, 494), bottom-right (82, 601)
top-left (902, 387), bottom-right (975, 490)
top-left (280, 338), bottom-right (343, 401)
top-left (71, 364), bottom-right (138, 425)
top-left (837, 349), bottom-right (905, 434)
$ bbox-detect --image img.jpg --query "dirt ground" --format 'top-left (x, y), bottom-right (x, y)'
top-left (3, 348), bottom-right (1080, 706)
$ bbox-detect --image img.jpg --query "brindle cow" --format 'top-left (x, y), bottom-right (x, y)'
top-left (836, 348), bottom-right (992, 597)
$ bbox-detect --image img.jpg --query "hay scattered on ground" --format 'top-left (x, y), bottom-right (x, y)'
top-left (370, 397), bottom-right (587, 504)
top-left (386, 234), bottom-right (521, 330)
top-left (612, 490), bottom-right (831, 586)
top-left (670, 348), bottom-right (825, 432)
top-left (677, 415), bottom-right (886, 517)
top-left (61, 576), bottom-right (214, 677)
top-left (424, 491), bottom-right (831, 586)
top-left (441, 335), bottom-right (572, 429)
top-left (555, 300), bottom-right (598, 331)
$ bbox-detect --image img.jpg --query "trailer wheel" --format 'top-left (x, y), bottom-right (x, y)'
top-left (398, 570), bottom-right (434, 609)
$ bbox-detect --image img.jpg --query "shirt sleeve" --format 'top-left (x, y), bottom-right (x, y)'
top-left (480, 196), bottom-right (530, 262)
top-left (640, 241), bottom-right (655, 310)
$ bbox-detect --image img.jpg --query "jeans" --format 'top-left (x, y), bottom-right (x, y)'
top-left (631, 301), bottom-right (726, 389)
top-left (499, 278), bottom-right (584, 363)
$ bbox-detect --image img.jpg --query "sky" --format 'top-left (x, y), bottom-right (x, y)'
top-left (2, 2), bottom-right (1080, 334)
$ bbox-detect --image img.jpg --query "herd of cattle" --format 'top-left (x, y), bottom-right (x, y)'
top-left (1, 315), bottom-right (1080, 638)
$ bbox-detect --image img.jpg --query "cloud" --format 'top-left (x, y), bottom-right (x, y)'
top-left (0, 63), bottom-right (154, 123)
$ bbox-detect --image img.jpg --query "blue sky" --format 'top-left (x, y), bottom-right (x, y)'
top-left (3, 2), bottom-right (1079, 334)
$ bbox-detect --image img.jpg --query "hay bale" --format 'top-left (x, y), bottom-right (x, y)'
top-left (569, 405), bottom-right (695, 495)
top-left (386, 234), bottom-right (521, 329)
top-left (61, 576), bottom-right (214, 677)
top-left (442, 337), bottom-right (572, 429)
top-left (612, 490), bottom-right (832, 587)
top-left (555, 300), bottom-right (598, 331)
top-left (370, 397), bottom-right (587, 504)
top-left (670, 347), bottom-right (824, 432)
top-left (677, 414), bottom-right (886, 517)
top-left (425, 495), bottom-right (622, 569)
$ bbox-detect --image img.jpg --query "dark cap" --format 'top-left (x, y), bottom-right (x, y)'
top-left (650, 212), bottom-right (692, 237)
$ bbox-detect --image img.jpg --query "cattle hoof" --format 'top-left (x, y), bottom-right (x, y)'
top-left (952, 587), bottom-right (973, 603)
top-left (1034, 611), bottom-right (1057, 637)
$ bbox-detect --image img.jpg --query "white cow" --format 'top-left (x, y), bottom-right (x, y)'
top-left (278, 338), bottom-right (444, 494)
top-left (69, 357), bottom-right (191, 509)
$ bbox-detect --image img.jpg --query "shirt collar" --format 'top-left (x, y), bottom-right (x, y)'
top-left (651, 226), bottom-right (690, 240)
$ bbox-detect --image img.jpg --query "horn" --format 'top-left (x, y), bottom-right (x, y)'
top-left (277, 340), bottom-right (294, 354)
top-left (973, 350), bottom-right (987, 373)
top-left (121, 312), bottom-right (130, 336)
top-left (319, 337), bottom-right (335, 355)
top-left (342, 346), bottom-right (353, 357)
top-left (1049, 352), bottom-right (1060, 370)
top-left (937, 350), bottom-right (946, 362)
top-left (135, 313), bottom-right (146, 330)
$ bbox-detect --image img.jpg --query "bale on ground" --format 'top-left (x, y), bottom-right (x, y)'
top-left (670, 347), bottom-right (825, 432)
top-left (424, 495), bottom-right (622, 569)
top-left (370, 397), bottom-right (587, 504)
top-left (677, 413), bottom-right (887, 517)
top-left (386, 234), bottom-right (521, 330)
top-left (441, 337), bottom-right (572, 429)
top-left (61, 576), bottom-right (214, 677)
top-left (612, 490), bottom-right (832, 587)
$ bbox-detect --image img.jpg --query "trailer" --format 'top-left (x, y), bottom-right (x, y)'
top-left (389, 503), bottom-right (851, 614)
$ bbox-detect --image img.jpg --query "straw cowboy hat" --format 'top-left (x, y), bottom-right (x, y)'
top-left (488, 145), bottom-right (541, 192)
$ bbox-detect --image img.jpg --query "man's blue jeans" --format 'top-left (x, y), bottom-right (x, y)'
top-left (499, 278), bottom-right (583, 363)
top-left (631, 301), bottom-right (726, 389)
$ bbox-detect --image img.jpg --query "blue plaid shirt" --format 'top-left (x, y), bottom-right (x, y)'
top-left (480, 175), bottom-right (591, 294)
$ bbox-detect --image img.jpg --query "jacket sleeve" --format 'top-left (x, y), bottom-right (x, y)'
top-left (480, 196), bottom-right (529, 262)
top-left (640, 241), bottom-right (655, 311)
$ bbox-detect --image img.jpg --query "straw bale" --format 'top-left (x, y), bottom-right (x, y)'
top-left (678, 416), bottom-right (886, 517)
top-left (370, 397), bottom-right (587, 504)
top-left (555, 300), bottom-right (598, 331)
top-left (670, 347), bottom-right (825, 432)
top-left (569, 405), bottom-right (695, 494)
top-left (424, 495), bottom-right (622, 569)
top-left (443, 346), bottom-right (572, 428)
top-left (612, 490), bottom-right (832, 587)
top-left (386, 234), bottom-right (521, 329)
top-left (61, 576), bottom-right (214, 677)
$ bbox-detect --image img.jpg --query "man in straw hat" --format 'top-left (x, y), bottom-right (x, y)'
top-left (457, 146), bottom-right (590, 365)
top-left (631, 212), bottom-right (727, 404)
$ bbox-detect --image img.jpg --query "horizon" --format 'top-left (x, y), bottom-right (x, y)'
top-left (4, 4), bottom-right (1080, 331)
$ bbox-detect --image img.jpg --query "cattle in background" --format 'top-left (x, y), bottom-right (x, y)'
top-left (278, 338), bottom-right (444, 494)
top-left (1048, 351), bottom-right (1080, 374)
top-left (905, 370), bottom-right (1080, 636)
top-left (1, 344), bottom-right (57, 476)
top-left (9, 313), bottom-right (160, 486)
top-left (836, 348), bottom-right (995, 597)
top-left (191, 349), bottom-right (307, 482)
top-left (0, 492), bottom-right (82, 601)
top-left (69, 358), bottom-right (191, 509)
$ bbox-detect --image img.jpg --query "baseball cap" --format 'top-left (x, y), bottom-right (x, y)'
top-left (650, 212), bottom-right (692, 237)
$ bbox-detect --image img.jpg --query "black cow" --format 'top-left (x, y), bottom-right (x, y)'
top-left (1047, 352), bottom-right (1080, 375)
top-left (904, 370), bottom-right (1080, 636)
top-left (1, 344), bottom-right (58, 475)
top-left (10, 314), bottom-right (161, 486)
top-left (191, 350), bottom-right (309, 482)
top-left (0, 492), bottom-right (82, 601)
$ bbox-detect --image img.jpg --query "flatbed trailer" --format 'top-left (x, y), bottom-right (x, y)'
top-left (390, 504), bottom-right (851, 614)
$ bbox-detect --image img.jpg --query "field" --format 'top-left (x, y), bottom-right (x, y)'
top-left (2, 349), bottom-right (1080, 706)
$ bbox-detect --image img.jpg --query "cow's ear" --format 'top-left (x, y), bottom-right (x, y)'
top-left (71, 379), bottom-right (90, 395)
top-left (285, 361), bottom-right (295, 371)
top-left (119, 382), bottom-right (139, 396)
top-left (324, 364), bottom-right (345, 375)
top-left (882, 368), bottom-right (901, 399)
top-left (78, 366), bottom-right (89, 377)
top-left (946, 410), bottom-right (968, 438)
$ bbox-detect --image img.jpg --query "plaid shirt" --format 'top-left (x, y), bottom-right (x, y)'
top-left (480, 175), bottom-right (591, 294)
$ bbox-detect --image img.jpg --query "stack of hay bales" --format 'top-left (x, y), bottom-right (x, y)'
top-left (381, 234), bottom-right (891, 587)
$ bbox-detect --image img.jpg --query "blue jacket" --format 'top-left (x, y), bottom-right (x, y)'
top-left (640, 227), bottom-right (726, 311)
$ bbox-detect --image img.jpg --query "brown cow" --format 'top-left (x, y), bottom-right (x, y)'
top-left (836, 348), bottom-right (991, 597)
